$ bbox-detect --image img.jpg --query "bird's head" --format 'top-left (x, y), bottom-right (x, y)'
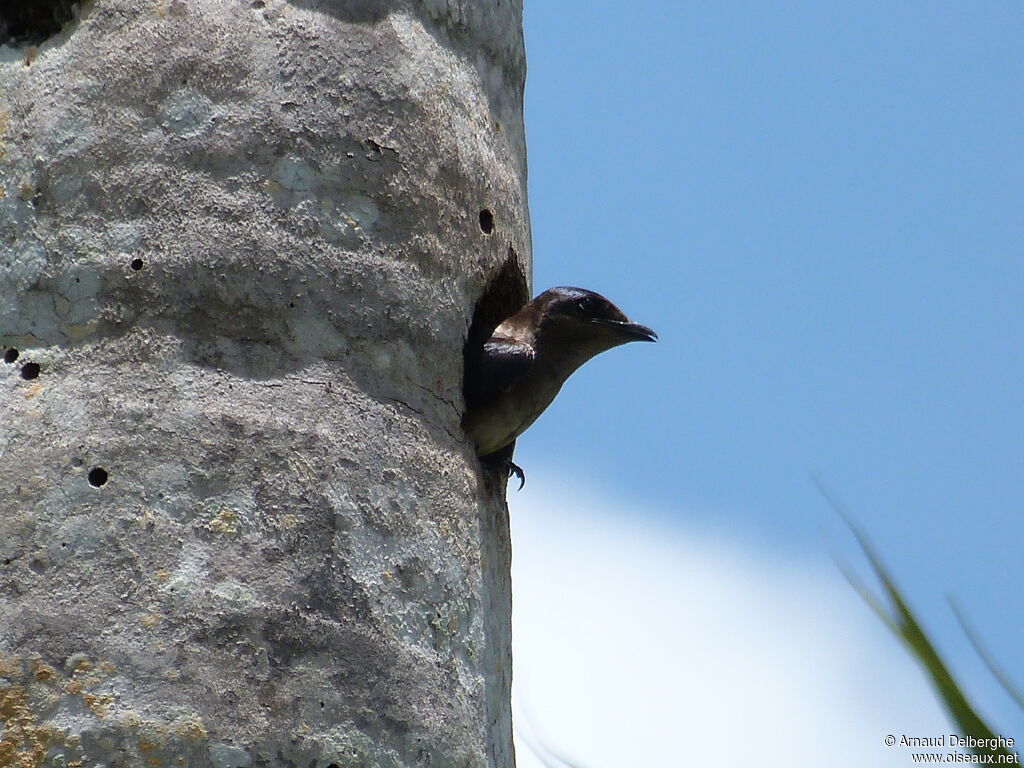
top-left (530, 286), bottom-right (657, 355)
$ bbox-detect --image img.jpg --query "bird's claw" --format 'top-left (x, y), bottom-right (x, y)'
top-left (508, 461), bottom-right (525, 491)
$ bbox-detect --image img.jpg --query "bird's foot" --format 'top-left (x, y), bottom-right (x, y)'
top-left (480, 442), bottom-right (525, 491)
top-left (508, 460), bottom-right (525, 491)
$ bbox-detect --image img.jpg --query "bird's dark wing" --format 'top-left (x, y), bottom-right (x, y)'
top-left (464, 336), bottom-right (535, 408)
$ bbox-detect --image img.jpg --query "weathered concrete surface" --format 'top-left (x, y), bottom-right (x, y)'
top-left (0, 1), bottom-right (529, 766)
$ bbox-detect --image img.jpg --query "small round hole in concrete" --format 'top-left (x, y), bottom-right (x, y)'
top-left (21, 362), bottom-right (40, 379)
top-left (88, 467), bottom-right (109, 487)
top-left (479, 209), bottom-right (494, 235)
top-left (130, 258), bottom-right (144, 271)
top-left (3, 348), bottom-right (18, 364)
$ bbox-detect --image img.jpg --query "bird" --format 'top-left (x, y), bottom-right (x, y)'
top-left (463, 286), bottom-right (657, 488)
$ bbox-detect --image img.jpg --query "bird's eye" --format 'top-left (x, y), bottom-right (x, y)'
top-left (577, 296), bottom-right (606, 317)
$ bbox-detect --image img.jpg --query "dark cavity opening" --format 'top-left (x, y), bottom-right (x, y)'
top-left (87, 467), bottom-right (108, 488)
top-left (3, 348), bottom-right (18, 364)
top-left (478, 208), bottom-right (494, 235)
top-left (130, 257), bottom-right (144, 271)
top-left (20, 361), bottom-right (40, 380)
top-left (0, 1), bottom-right (80, 46)
top-left (462, 243), bottom-right (529, 413)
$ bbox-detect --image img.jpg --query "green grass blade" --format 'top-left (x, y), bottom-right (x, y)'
top-left (817, 479), bottom-right (1018, 760)
top-left (518, 728), bottom-right (589, 768)
top-left (949, 597), bottom-right (1024, 712)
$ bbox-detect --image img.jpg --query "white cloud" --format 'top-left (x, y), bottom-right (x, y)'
top-left (509, 478), bottom-right (950, 768)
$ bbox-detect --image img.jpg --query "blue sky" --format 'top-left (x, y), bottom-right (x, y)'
top-left (510, 2), bottom-right (1024, 764)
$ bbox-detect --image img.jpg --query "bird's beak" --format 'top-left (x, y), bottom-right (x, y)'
top-left (591, 318), bottom-right (658, 342)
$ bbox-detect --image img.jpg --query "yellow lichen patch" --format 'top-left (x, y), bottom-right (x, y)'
top-left (138, 738), bottom-right (164, 768)
top-left (30, 660), bottom-right (56, 684)
top-left (174, 715), bottom-right (207, 742)
top-left (83, 693), bottom-right (113, 718)
top-left (22, 383), bottom-right (41, 399)
top-left (0, 683), bottom-right (53, 768)
top-left (99, 661), bottom-right (116, 676)
top-left (205, 507), bottom-right (238, 534)
top-left (139, 612), bottom-right (162, 629)
top-left (62, 666), bottom-right (99, 698)
top-left (154, 569), bottom-right (169, 582)
top-left (279, 513), bottom-right (299, 530)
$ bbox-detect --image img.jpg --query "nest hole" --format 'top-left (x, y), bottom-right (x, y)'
top-left (0, 1), bottom-right (81, 46)
top-left (20, 361), bottom-right (40, 380)
top-left (3, 348), bottom-right (18, 364)
top-left (462, 243), bottom-right (529, 410)
top-left (478, 208), bottom-right (495, 235)
top-left (87, 467), bottom-right (108, 487)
